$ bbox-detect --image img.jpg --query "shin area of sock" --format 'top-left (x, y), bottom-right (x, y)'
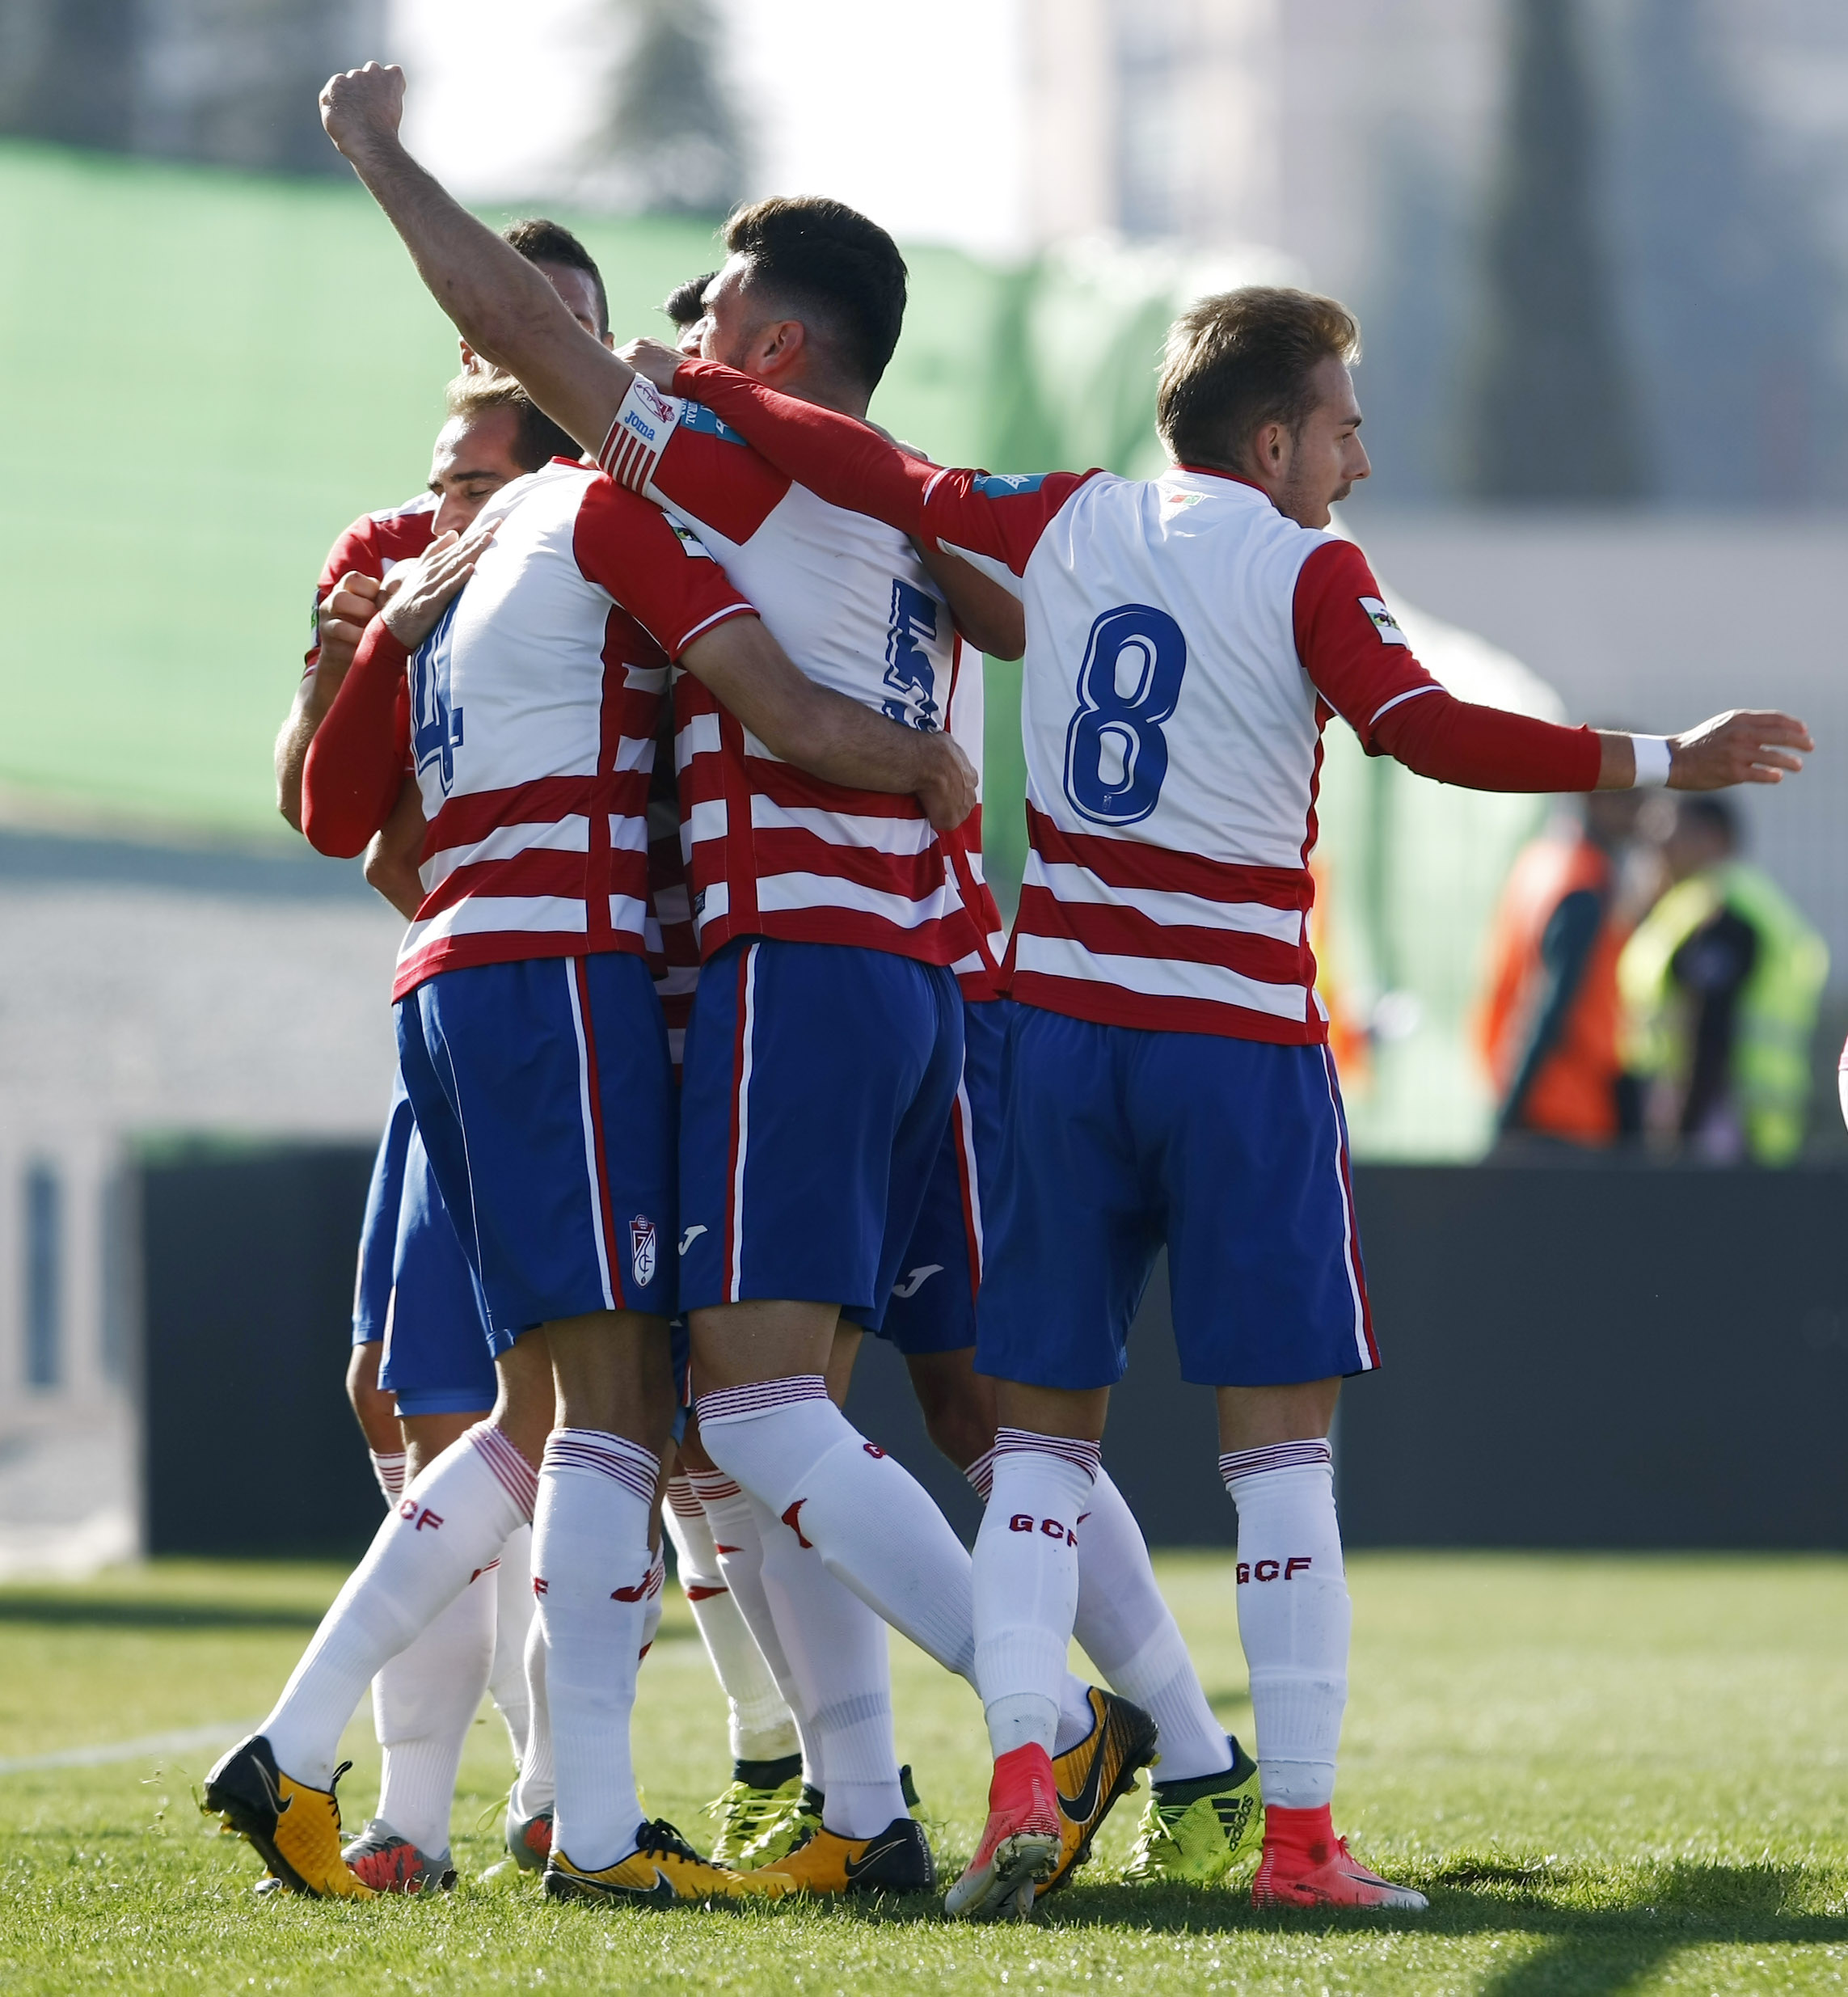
top-left (487, 1523), bottom-right (535, 1765)
top-left (510, 1603), bottom-right (555, 1821)
top-left (665, 1477), bottom-right (797, 1762)
top-left (698, 1377), bottom-right (976, 1678)
top-left (975, 1435), bottom-right (1098, 1762)
top-left (1073, 1467), bottom-right (1228, 1781)
top-left (694, 1471), bottom-right (824, 1788)
top-left (371, 1564), bottom-right (496, 1854)
top-left (533, 1429), bottom-right (656, 1870)
top-left (1221, 1442), bottom-right (1348, 1813)
top-left (757, 1490), bottom-right (902, 1839)
top-left (264, 1423), bottom-right (535, 1788)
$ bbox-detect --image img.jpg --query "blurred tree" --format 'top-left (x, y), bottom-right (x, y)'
top-left (1462, 0), bottom-right (1648, 501)
top-left (1610, 0), bottom-right (1844, 505)
top-left (0, 0), bottom-right (381, 174)
top-left (0, 0), bottom-right (137, 150)
top-left (582, 0), bottom-right (746, 217)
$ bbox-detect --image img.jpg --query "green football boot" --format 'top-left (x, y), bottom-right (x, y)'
top-left (736, 1780), bottom-right (825, 1869)
top-left (702, 1753), bottom-right (804, 1868)
top-left (1121, 1736), bottom-right (1264, 1885)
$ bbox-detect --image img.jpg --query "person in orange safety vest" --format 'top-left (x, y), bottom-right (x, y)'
top-left (1476, 792), bottom-right (1643, 1146)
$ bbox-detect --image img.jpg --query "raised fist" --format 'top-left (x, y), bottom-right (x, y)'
top-left (320, 61), bottom-right (406, 158)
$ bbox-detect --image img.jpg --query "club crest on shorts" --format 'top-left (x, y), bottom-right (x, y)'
top-left (630, 1215), bottom-right (658, 1289)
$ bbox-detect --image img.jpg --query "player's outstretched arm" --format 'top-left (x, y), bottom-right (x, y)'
top-left (681, 615), bottom-right (977, 833)
top-left (319, 63), bottom-right (632, 454)
top-left (624, 344), bottom-right (1082, 581)
top-left (1647, 710), bottom-right (1812, 790)
top-left (1298, 540), bottom-right (1812, 794)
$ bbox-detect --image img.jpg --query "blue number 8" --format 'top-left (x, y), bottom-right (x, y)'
top-left (1061, 604), bottom-right (1188, 825)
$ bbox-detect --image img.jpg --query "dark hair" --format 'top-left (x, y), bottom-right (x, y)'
top-left (1156, 286), bottom-right (1361, 471)
top-left (1677, 796), bottom-right (1740, 849)
top-left (723, 196), bottom-right (907, 389)
top-left (502, 217), bottom-right (610, 337)
top-left (445, 373), bottom-right (580, 471)
top-left (662, 271), bottom-right (717, 328)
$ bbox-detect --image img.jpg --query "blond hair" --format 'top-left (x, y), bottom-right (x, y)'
top-left (1155, 287), bottom-right (1361, 472)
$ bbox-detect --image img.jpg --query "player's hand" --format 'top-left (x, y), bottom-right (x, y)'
top-left (314, 570), bottom-right (381, 677)
top-left (320, 61), bottom-right (406, 160)
top-left (914, 732), bottom-right (978, 832)
top-left (382, 518), bottom-right (496, 650)
top-left (618, 338), bottom-right (686, 394)
top-left (1668, 710), bottom-right (1812, 789)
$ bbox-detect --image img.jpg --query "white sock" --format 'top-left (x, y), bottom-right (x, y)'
top-left (264, 1424), bottom-right (535, 1788)
top-left (753, 1490), bottom-right (904, 1839)
top-left (691, 1468), bottom-right (824, 1792)
top-left (533, 1429), bottom-right (656, 1870)
top-left (371, 1564), bottom-right (496, 1859)
top-left (974, 1432), bottom-right (1098, 1758)
top-left (488, 1524), bottom-right (535, 1766)
top-left (510, 1603), bottom-right (554, 1822)
top-left (1221, 1441), bottom-right (1348, 1810)
top-left (369, 1450), bottom-right (407, 1505)
top-left (698, 1378), bottom-right (977, 1679)
top-left (968, 1448), bottom-right (1170, 1761)
top-left (639, 1552), bottom-right (666, 1657)
top-left (665, 1477), bottom-right (799, 1763)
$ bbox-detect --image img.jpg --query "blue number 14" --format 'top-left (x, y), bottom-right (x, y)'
top-left (1061, 603), bottom-right (1188, 825)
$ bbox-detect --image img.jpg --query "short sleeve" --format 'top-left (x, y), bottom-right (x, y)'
top-left (572, 475), bottom-right (757, 658)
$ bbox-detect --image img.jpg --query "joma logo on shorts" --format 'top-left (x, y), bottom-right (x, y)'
top-left (1237, 1557), bottom-right (1313, 1581)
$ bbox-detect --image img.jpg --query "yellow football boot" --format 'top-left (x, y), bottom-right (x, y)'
top-left (202, 1733), bottom-right (376, 1899)
top-left (542, 1818), bottom-right (791, 1906)
top-left (1037, 1688), bottom-right (1159, 1897)
top-left (753, 1813), bottom-right (936, 1895)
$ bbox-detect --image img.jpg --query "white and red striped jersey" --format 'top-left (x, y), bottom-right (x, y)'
top-left (306, 492), bottom-right (438, 673)
top-left (665, 361), bottom-right (1606, 1044)
top-left (643, 706), bottom-right (700, 1074)
top-left (598, 378), bottom-right (988, 973)
top-left (390, 458), bottom-right (753, 1001)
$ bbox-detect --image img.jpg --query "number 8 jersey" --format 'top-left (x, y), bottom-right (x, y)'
top-left (971, 467), bottom-right (1437, 1043)
top-left (664, 356), bottom-right (1605, 1047)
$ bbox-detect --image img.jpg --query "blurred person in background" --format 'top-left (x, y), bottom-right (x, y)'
top-left (1618, 797), bottom-right (1828, 1164)
top-left (1476, 791), bottom-right (1643, 1150)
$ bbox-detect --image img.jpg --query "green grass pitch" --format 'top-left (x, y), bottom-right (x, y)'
top-left (2, 1556), bottom-right (1847, 1992)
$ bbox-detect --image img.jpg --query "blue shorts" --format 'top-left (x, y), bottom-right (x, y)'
top-left (382, 1124), bottom-right (499, 1416)
top-left (352, 1073), bottom-right (415, 1347)
top-left (677, 938), bottom-right (963, 1322)
top-left (975, 1007), bottom-right (1378, 1391)
top-left (352, 1074), bottom-right (496, 1416)
top-left (875, 997), bottom-right (1007, 1354)
top-left (396, 952), bottom-right (678, 1347)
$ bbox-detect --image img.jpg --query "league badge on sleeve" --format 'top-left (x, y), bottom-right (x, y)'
top-left (630, 1215), bottom-right (659, 1290)
top-left (1358, 596), bottom-right (1409, 646)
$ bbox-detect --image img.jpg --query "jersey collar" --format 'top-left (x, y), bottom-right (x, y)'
top-left (1175, 462), bottom-right (1272, 498)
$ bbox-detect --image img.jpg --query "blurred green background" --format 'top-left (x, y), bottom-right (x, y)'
top-left (0, 140), bottom-right (1544, 1156)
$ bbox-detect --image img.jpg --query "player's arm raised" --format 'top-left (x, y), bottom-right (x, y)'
top-left (681, 615), bottom-right (977, 833)
top-left (319, 63), bottom-right (634, 455)
top-left (1296, 539), bottom-right (1812, 795)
